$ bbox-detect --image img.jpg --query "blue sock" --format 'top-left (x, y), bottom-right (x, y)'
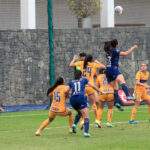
top-left (114, 90), bottom-right (120, 104)
top-left (121, 84), bottom-right (129, 97)
top-left (74, 113), bottom-right (81, 125)
top-left (84, 118), bottom-right (89, 133)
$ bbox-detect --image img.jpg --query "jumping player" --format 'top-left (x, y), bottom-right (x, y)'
top-left (69, 54), bottom-right (105, 127)
top-left (35, 77), bottom-right (73, 136)
top-left (104, 39), bottom-right (138, 110)
top-left (129, 63), bottom-right (150, 124)
top-left (96, 69), bottom-right (114, 127)
top-left (65, 70), bottom-right (101, 137)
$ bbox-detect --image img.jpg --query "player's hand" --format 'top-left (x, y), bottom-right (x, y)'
top-left (73, 55), bottom-right (78, 61)
top-left (133, 45), bottom-right (138, 49)
top-left (94, 60), bottom-right (100, 64)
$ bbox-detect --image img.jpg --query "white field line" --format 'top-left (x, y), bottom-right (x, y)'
top-left (0, 120), bottom-right (149, 133)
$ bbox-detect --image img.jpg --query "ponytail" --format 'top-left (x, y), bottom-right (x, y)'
top-left (46, 76), bottom-right (64, 96)
top-left (84, 55), bottom-right (93, 69)
top-left (104, 41), bottom-right (112, 55)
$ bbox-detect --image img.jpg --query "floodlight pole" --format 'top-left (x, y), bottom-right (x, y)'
top-left (48, 0), bottom-right (54, 106)
top-left (48, 0), bottom-right (54, 86)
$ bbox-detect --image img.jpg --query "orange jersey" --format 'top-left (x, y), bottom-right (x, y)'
top-left (96, 74), bottom-right (114, 93)
top-left (74, 61), bottom-right (102, 84)
top-left (134, 71), bottom-right (149, 91)
top-left (49, 85), bottom-right (67, 113)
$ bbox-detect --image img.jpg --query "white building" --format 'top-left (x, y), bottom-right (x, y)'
top-left (0, 0), bottom-right (149, 29)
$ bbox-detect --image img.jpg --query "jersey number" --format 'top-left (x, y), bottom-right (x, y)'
top-left (74, 82), bottom-right (81, 93)
top-left (82, 68), bottom-right (91, 77)
top-left (101, 77), bottom-right (107, 85)
top-left (54, 92), bottom-right (61, 102)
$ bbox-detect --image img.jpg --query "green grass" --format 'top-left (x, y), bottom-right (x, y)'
top-left (0, 105), bottom-right (150, 150)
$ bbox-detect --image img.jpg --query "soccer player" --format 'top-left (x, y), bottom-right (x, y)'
top-left (96, 69), bottom-right (114, 127)
top-left (35, 77), bottom-right (73, 136)
top-left (69, 54), bottom-right (106, 127)
top-left (75, 52), bottom-right (86, 70)
top-left (104, 39), bottom-right (138, 110)
top-left (65, 70), bottom-right (101, 137)
top-left (129, 63), bottom-right (150, 124)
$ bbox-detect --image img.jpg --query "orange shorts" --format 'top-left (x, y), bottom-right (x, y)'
top-left (85, 86), bottom-right (95, 96)
top-left (98, 94), bottom-right (114, 102)
top-left (134, 88), bottom-right (150, 101)
top-left (49, 108), bottom-right (69, 118)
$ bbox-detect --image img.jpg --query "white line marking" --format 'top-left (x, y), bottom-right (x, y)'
top-left (0, 120), bottom-right (149, 133)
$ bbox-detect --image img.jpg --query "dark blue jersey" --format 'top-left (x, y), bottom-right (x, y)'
top-left (106, 48), bottom-right (120, 68)
top-left (68, 78), bottom-right (89, 96)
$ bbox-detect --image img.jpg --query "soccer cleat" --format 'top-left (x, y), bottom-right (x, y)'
top-left (95, 120), bottom-right (101, 128)
top-left (72, 124), bottom-right (77, 133)
top-left (80, 120), bottom-right (84, 130)
top-left (35, 130), bottom-right (41, 136)
top-left (84, 132), bottom-right (91, 137)
top-left (129, 120), bottom-right (137, 124)
top-left (127, 96), bottom-right (136, 101)
top-left (107, 122), bottom-right (113, 128)
top-left (69, 128), bottom-right (73, 134)
top-left (115, 103), bottom-right (124, 111)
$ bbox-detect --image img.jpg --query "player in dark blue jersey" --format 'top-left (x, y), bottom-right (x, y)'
top-left (65, 70), bottom-right (100, 137)
top-left (104, 39), bottom-right (138, 110)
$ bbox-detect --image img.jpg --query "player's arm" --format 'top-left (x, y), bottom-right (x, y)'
top-left (87, 81), bottom-right (102, 93)
top-left (136, 80), bottom-right (150, 88)
top-left (65, 85), bottom-right (71, 94)
top-left (94, 60), bottom-right (106, 69)
top-left (69, 55), bottom-right (78, 67)
top-left (96, 78), bottom-right (100, 88)
top-left (120, 45), bottom-right (138, 56)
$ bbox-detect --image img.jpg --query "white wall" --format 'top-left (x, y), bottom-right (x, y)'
top-left (0, 0), bottom-right (150, 29)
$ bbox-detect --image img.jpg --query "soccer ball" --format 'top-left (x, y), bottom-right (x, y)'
top-left (115, 6), bottom-right (123, 15)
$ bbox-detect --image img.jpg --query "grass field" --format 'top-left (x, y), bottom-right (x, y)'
top-left (0, 105), bottom-right (150, 150)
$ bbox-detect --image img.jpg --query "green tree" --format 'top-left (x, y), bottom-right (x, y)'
top-left (66, 0), bottom-right (100, 28)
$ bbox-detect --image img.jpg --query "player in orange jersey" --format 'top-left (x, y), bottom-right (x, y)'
top-left (35, 77), bottom-right (73, 136)
top-left (129, 63), bottom-right (150, 124)
top-left (96, 69), bottom-right (114, 127)
top-left (69, 54), bottom-right (105, 127)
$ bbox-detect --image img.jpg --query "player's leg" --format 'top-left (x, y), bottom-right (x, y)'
top-left (146, 99), bottom-right (150, 122)
top-left (116, 74), bottom-right (134, 100)
top-left (0, 106), bottom-right (4, 112)
top-left (66, 108), bottom-right (74, 134)
top-left (129, 100), bottom-right (140, 124)
top-left (107, 98), bottom-right (114, 127)
top-left (80, 107), bottom-right (90, 137)
top-left (85, 87), bottom-right (98, 122)
top-left (110, 80), bottom-right (124, 111)
top-left (35, 111), bottom-right (55, 136)
top-left (98, 100), bottom-right (105, 124)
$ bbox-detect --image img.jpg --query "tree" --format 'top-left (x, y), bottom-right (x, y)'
top-left (66, 0), bottom-right (100, 28)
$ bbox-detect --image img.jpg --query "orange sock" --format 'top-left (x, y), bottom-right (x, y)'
top-left (92, 104), bottom-right (98, 120)
top-left (148, 106), bottom-right (150, 117)
top-left (69, 114), bottom-right (74, 128)
top-left (38, 119), bottom-right (50, 131)
top-left (131, 107), bottom-right (137, 120)
top-left (108, 109), bottom-right (113, 123)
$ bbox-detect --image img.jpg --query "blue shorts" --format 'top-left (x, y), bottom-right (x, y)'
top-left (106, 67), bottom-right (121, 83)
top-left (70, 95), bottom-right (87, 110)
